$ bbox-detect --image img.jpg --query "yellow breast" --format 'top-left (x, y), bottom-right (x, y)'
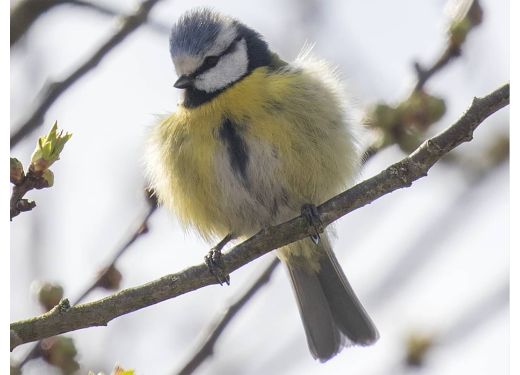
top-left (146, 64), bottom-right (358, 239)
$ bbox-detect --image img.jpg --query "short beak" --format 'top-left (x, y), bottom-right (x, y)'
top-left (173, 75), bottom-right (193, 89)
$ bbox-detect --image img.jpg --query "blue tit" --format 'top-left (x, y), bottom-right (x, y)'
top-left (145, 8), bottom-right (378, 361)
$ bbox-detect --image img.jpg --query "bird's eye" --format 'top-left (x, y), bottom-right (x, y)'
top-left (203, 56), bottom-right (219, 69)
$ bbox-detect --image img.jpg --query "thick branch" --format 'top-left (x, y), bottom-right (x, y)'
top-left (10, 0), bottom-right (164, 148)
top-left (10, 83), bottom-right (509, 351)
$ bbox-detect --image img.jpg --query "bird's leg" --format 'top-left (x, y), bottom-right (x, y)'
top-left (301, 204), bottom-right (324, 245)
top-left (205, 233), bottom-right (234, 285)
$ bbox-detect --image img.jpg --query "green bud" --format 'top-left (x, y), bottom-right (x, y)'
top-left (97, 265), bottom-right (123, 291)
top-left (397, 129), bottom-right (423, 154)
top-left (36, 282), bottom-right (64, 311)
top-left (369, 104), bottom-right (401, 131)
top-left (449, 18), bottom-right (472, 46)
top-left (42, 169), bottom-right (54, 188)
top-left (447, 0), bottom-right (483, 47)
top-left (41, 337), bottom-right (79, 374)
top-left (10, 157), bottom-right (25, 185)
top-left (30, 121), bottom-right (72, 173)
top-left (399, 91), bottom-right (446, 130)
top-left (405, 332), bottom-right (435, 367)
top-left (112, 366), bottom-right (135, 375)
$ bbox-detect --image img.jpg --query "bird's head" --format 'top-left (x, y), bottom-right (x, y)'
top-left (169, 8), bottom-right (271, 101)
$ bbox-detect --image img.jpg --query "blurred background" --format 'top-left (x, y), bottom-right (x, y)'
top-left (10, 0), bottom-right (509, 374)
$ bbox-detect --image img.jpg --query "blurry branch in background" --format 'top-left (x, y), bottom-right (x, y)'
top-left (363, 0), bottom-right (483, 162)
top-left (71, 190), bottom-right (158, 305)
top-left (10, 0), bottom-right (166, 148)
top-left (414, 0), bottom-right (483, 91)
top-left (10, 122), bottom-right (72, 220)
top-left (13, 190), bottom-right (159, 371)
top-left (366, 132), bottom-right (509, 310)
top-left (10, 83), bottom-right (509, 351)
top-left (176, 259), bottom-right (280, 375)
top-left (11, 0), bottom-right (169, 46)
top-left (11, 0), bottom-right (76, 45)
top-left (402, 280), bottom-right (508, 371)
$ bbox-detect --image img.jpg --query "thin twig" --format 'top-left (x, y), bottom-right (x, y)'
top-left (413, 45), bottom-right (461, 92)
top-left (366, 143), bottom-right (509, 309)
top-left (177, 258), bottom-right (280, 375)
top-left (363, 1), bottom-right (481, 164)
top-left (10, 0), bottom-right (170, 47)
top-left (10, 0), bottom-right (165, 148)
top-left (67, 0), bottom-right (170, 34)
top-left (413, 0), bottom-right (483, 92)
top-left (10, 172), bottom-right (42, 220)
top-left (9, 83), bottom-right (509, 351)
top-left (16, 199), bottom-right (158, 367)
top-left (439, 280), bottom-right (509, 345)
top-left (72, 203), bottom-right (158, 305)
top-left (11, 0), bottom-right (68, 45)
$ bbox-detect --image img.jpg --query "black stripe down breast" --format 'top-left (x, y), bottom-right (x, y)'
top-left (219, 118), bottom-right (249, 182)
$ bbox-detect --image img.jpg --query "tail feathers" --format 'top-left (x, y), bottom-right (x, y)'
top-left (286, 263), bottom-right (342, 361)
top-left (318, 245), bottom-right (379, 345)
top-left (283, 238), bottom-right (378, 361)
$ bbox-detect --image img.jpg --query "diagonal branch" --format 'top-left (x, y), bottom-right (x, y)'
top-left (177, 258), bottom-right (280, 375)
top-left (15, 195), bottom-right (158, 367)
top-left (11, 0), bottom-right (170, 47)
top-left (10, 83), bottom-right (509, 351)
top-left (10, 0), bottom-right (165, 148)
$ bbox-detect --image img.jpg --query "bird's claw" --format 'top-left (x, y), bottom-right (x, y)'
top-left (301, 203), bottom-right (324, 245)
top-left (204, 247), bottom-right (230, 285)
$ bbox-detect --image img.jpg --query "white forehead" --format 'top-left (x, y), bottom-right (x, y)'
top-left (173, 55), bottom-right (201, 76)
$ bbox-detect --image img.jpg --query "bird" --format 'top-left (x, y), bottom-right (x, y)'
top-left (145, 8), bottom-right (379, 361)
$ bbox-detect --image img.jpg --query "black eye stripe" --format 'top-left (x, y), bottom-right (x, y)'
top-left (192, 36), bottom-right (242, 77)
top-left (221, 36), bottom-right (241, 56)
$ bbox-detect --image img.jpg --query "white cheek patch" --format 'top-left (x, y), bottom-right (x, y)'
top-left (194, 39), bottom-right (249, 93)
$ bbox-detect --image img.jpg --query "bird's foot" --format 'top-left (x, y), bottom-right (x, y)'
top-left (301, 203), bottom-right (324, 245)
top-left (204, 248), bottom-right (230, 285)
top-left (204, 234), bottom-right (233, 285)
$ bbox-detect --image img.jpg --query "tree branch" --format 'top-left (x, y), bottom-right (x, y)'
top-left (10, 83), bottom-right (509, 351)
top-left (11, 0), bottom-right (169, 46)
top-left (10, 0), bottom-right (165, 148)
top-left (177, 258), bottom-right (280, 375)
top-left (15, 193), bottom-right (158, 367)
top-left (413, 0), bottom-right (483, 91)
top-left (11, 0), bottom-right (69, 46)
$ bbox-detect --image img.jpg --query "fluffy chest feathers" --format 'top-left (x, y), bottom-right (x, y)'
top-left (146, 63), bottom-right (359, 239)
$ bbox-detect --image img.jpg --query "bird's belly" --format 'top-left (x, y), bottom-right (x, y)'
top-left (210, 135), bottom-right (294, 237)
